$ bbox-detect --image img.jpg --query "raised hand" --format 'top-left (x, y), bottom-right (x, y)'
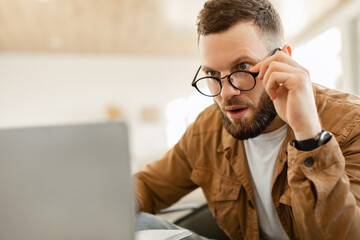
top-left (251, 45), bottom-right (322, 140)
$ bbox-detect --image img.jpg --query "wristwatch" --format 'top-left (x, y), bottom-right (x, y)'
top-left (291, 130), bottom-right (333, 151)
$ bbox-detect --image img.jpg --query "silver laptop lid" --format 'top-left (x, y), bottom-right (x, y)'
top-left (0, 121), bottom-right (134, 240)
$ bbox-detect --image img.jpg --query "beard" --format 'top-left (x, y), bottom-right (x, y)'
top-left (216, 91), bottom-right (277, 140)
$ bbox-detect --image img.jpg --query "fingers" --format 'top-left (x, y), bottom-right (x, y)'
top-left (250, 50), bottom-right (310, 100)
top-left (264, 71), bottom-right (300, 100)
top-left (251, 50), bottom-right (308, 80)
top-left (263, 61), bottom-right (303, 85)
top-left (250, 61), bottom-right (261, 73)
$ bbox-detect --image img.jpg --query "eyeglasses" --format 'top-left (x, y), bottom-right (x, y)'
top-left (191, 48), bottom-right (281, 97)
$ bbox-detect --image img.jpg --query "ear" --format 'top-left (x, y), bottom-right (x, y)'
top-left (282, 44), bottom-right (292, 57)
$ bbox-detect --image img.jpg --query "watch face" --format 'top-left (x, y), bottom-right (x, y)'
top-left (319, 130), bottom-right (332, 145)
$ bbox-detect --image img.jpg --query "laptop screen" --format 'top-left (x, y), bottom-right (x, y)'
top-left (0, 122), bottom-right (134, 240)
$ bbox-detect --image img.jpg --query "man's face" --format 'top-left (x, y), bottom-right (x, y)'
top-left (199, 22), bottom-right (278, 140)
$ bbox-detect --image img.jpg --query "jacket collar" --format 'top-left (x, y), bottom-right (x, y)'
top-left (217, 125), bottom-right (238, 152)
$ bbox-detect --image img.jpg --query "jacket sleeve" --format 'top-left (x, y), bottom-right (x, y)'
top-left (287, 125), bottom-right (360, 239)
top-left (134, 122), bottom-right (198, 214)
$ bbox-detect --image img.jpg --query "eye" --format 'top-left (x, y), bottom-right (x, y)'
top-left (237, 63), bottom-right (250, 71)
top-left (206, 70), bottom-right (220, 77)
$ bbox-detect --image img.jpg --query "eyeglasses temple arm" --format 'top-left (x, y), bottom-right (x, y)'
top-left (270, 48), bottom-right (281, 56)
top-left (192, 66), bottom-right (202, 85)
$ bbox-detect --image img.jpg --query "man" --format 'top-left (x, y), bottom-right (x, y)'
top-left (135, 0), bottom-right (360, 239)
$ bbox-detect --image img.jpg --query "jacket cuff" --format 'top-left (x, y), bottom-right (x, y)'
top-left (287, 137), bottom-right (344, 175)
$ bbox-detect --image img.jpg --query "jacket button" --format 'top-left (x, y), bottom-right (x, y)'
top-left (248, 200), bottom-right (255, 209)
top-left (304, 157), bottom-right (314, 167)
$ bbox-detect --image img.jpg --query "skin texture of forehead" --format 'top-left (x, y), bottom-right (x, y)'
top-left (198, 22), bottom-right (268, 72)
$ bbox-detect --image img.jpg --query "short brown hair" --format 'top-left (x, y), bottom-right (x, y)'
top-left (197, 0), bottom-right (284, 50)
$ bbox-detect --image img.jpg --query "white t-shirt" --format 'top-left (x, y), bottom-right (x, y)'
top-left (244, 124), bottom-right (289, 240)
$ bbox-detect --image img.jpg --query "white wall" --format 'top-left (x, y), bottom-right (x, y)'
top-left (0, 53), bottom-right (200, 170)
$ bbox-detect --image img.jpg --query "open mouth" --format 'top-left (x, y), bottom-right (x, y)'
top-left (229, 107), bottom-right (247, 113)
top-left (226, 106), bottom-right (248, 112)
top-left (225, 106), bottom-right (249, 119)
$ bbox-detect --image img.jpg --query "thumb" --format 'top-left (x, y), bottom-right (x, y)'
top-left (250, 61), bottom-right (261, 73)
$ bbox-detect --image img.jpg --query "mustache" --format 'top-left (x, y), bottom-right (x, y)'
top-left (220, 97), bottom-right (255, 109)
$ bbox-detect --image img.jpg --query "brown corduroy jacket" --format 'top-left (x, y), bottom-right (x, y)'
top-left (135, 84), bottom-right (360, 240)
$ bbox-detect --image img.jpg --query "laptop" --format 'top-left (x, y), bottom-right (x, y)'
top-left (0, 121), bottom-right (134, 240)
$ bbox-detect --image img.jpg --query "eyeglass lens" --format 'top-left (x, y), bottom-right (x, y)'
top-left (195, 71), bottom-right (255, 96)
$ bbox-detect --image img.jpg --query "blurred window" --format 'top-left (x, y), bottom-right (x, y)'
top-left (166, 93), bottom-right (212, 148)
top-left (292, 28), bottom-right (342, 89)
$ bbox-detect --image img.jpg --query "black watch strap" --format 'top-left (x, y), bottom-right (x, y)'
top-left (291, 130), bottom-right (332, 151)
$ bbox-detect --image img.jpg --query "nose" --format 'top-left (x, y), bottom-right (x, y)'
top-left (220, 77), bottom-right (241, 99)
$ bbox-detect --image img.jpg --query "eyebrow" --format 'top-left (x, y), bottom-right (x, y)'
top-left (229, 55), bottom-right (253, 68)
top-left (200, 65), bottom-right (213, 73)
top-left (202, 54), bottom-right (258, 73)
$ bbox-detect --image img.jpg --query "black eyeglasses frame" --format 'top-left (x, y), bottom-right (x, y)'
top-left (191, 48), bottom-right (281, 97)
